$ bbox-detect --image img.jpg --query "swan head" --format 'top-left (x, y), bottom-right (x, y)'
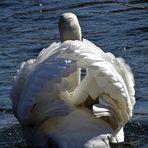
top-left (58, 13), bottom-right (82, 42)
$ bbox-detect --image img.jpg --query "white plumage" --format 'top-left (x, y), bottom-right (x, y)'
top-left (10, 12), bottom-right (135, 147)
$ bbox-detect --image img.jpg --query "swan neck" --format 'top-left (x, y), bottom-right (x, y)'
top-left (58, 13), bottom-right (82, 42)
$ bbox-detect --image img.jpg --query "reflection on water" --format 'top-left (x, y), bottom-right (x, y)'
top-left (0, 0), bottom-right (148, 147)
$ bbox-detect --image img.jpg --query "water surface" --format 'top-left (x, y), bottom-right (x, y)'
top-left (0, 0), bottom-right (148, 147)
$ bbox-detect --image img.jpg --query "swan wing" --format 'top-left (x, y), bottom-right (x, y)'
top-left (10, 41), bottom-right (61, 117)
top-left (35, 41), bottom-right (61, 65)
top-left (11, 39), bottom-right (135, 132)
top-left (13, 42), bottom-right (81, 125)
top-left (58, 40), bottom-right (135, 135)
top-left (10, 59), bottom-right (36, 117)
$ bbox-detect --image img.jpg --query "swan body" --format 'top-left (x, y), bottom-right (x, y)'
top-left (10, 13), bottom-right (135, 147)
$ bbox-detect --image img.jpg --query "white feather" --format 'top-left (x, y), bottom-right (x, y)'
top-left (57, 39), bottom-right (135, 140)
top-left (10, 12), bottom-right (135, 147)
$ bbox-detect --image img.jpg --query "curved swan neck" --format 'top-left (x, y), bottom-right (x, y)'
top-left (58, 13), bottom-right (82, 42)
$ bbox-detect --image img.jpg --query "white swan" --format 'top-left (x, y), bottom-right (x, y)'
top-left (10, 12), bottom-right (135, 148)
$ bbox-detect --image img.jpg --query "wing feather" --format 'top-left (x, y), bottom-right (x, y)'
top-left (10, 59), bottom-right (36, 117)
top-left (16, 48), bottom-right (79, 125)
top-left (58, 39), bottom-right (135, 135)
top-left (11, 39), bottom-right (135, 136)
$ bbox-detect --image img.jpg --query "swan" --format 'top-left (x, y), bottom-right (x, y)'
top-left (10, 12), bottom-right (135, 148)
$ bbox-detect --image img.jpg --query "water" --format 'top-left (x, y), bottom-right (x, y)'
top-left (0, 0), bottom-right (148, 147)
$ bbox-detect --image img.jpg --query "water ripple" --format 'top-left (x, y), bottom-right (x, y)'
top-left (0, 1), bottom-right (148, 144)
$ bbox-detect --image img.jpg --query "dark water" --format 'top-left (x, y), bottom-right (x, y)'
top-left (0, 0), bottom-right (148, 147)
